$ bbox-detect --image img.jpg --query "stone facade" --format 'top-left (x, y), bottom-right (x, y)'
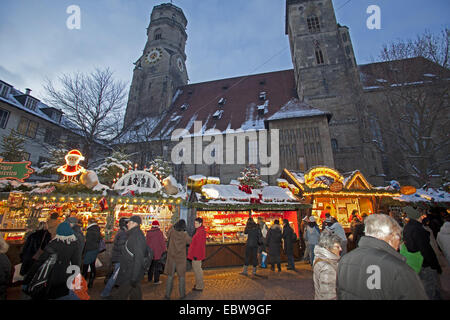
top-left (124, 3), bottom-right (188, 127)
top-left (286, 0), bottom-right (384, 185)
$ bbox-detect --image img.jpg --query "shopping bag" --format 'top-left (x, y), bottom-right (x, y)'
top-left (399, 243), bottom-right (423, 274)
top-left (13, 264), bottom-right (24, 283)
top-left (72, 274), bottom-right (90, 300)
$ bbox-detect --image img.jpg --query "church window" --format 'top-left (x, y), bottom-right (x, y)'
top-left (307, 16), bottom-right (320, 33)
top-left (154, 28), bottom-right (162, 40)
top-left (315, 49), bottom-right (325, 64)
top-left (342, 33), bottom-right (348, 42)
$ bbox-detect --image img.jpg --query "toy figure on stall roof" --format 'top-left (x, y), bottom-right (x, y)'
top-left (57, 149), bottom-right (86, 184)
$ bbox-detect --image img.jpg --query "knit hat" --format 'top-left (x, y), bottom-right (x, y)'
top-left (65, 217), bottom-right (78, 225)
top-left (404, 206), bottom-right (421, 220)
top-left (55, 222), bottom-right (77, 244)
top-left (129, 215), bottom-right (142, 225)
top-left (152, 220), bottom-right (160, 227)
top-left (309, 216), bottom-right (316, 222)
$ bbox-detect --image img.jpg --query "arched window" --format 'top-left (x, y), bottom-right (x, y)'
top-left (307, 15), bottom-right (320, 33)
top-left (315, 49), bottom-right (325, 64)
top-left (154, 28), bottom-right (162, 40)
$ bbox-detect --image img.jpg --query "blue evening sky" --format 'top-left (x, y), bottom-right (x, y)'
top-left (0, 0), bottom-right (448, 100)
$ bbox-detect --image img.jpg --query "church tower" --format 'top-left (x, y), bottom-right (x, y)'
top-left (124, 3), bottom-right (188, 127)
top-left (286, 0), bottom-right (383, 181)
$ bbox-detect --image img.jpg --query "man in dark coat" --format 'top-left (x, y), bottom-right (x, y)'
top-left (23, 222), bottom-right (81, 300)
top-left (337, 214), bottom-right (428, 300)
top-left (113, 216), bottom-right (147, 300)
top-left (402, 206), bottom-right (442, 300)
top-left (241, 217), bottom-right (262, 276)
top-left (19, 222), bottom-right (51, 276)
top-left (282, 219), bottom-right (296, 270)
top-left (82, 219), bottom-right (101, 288)
top-left (101, 217), bottom-right (128, 298)
top-left (267, 220), bottom-right (283, 272)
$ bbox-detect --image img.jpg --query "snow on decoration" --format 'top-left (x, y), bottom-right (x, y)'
top-left (238, 165), bottom-right (262, 189)
top-left (147, 157), bottom-right (172, 182)
top-left (163, 175), bottom-right (179, 195)
top-left (277, 179), bottom-right (289, 188)
top-left (57, 150), bottom-right (86, 184)
top-left (36, 148), bottom-right (68, 176)
top-left (95, 151), bottom-right (133, 185)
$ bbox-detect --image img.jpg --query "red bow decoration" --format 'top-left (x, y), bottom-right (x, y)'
top-left (239, 185), bottom-right (252, 194)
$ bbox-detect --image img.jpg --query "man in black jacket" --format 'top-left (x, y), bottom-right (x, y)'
top-left (113, 216), bottom-right (147, 300)
top-left (403, 206), bottom-right (442, 300)
top-left (337, 214), bottom-right (428, 300)
top-left (282, 219), bottom-right (296, 270)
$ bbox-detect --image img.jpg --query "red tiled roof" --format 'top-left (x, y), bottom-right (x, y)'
top-left (152, 69), bottom-right (298, 138)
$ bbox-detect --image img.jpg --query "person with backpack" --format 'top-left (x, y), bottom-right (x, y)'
top-left (0, 237), bottom-right (11, 300)
top-left (101, 217), bottom-right (129, 299)
top-left (146, 220), bottom-right (167, 285)
top-left (19, 221), bottom-right (51, 276)
top-left (113, 216), bottom-right (148, 300)
top-left (164, 219), bottom-right (192, 300)
top-left (82, 218), bottom-right (102, 289)
top-left (240, 217), bottom-right (262, 276)
top-left (304, 216), bottom-right (321, 266)
top-left (22, 222), bottom-right (81, 300)
top-left (267, 220), bottom-right (283, 272)
top-left (282, 219), bottom-right (297, 270)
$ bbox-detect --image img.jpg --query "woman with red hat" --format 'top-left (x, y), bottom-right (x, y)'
top-left (145, 220), bottom-right (167, 284)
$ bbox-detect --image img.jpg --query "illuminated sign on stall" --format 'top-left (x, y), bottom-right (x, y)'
top-left (0, 159), bottom-right (34, 182)
top-left (304, 167), bottom-right (344, 188)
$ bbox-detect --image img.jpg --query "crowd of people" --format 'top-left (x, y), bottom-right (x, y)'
top-left (0, 205), bottom-right (448, 301)
top-left (310, 207), bottom-right (450, 300)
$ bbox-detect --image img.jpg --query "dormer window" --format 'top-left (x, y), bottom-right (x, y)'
top-left (0, 82), bottom-right (12, 98)
top-left (307, 15), bottom-right (321, 33)
top-left (25, 97), bottom-right (38, 111)
top-left (212, 110), bottom-right (224, 119)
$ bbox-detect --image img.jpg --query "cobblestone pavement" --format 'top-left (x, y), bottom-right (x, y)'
top-left (7, 261), bottom-right (314, 300)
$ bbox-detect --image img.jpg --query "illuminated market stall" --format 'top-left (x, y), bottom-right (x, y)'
top-left (282, 167), bottom-right (400, 230)
top-left (187, 175), bottom-right (310, 268)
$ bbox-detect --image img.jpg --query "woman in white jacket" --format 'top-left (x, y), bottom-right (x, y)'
top-left (313, 231), bottom-right (342, 300)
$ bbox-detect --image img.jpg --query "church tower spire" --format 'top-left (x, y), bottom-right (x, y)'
top-left (124, 3), bottom-right (188, 127)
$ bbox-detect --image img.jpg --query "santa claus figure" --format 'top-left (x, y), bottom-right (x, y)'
top-left (57, 149), bottom-right (86, 183)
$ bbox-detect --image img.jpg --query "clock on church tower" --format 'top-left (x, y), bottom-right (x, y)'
top-left (124, 3), bottom-right (188, 127)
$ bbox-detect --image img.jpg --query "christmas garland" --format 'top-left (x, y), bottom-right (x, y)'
top-left (188, 202), bottom-right (311, 211)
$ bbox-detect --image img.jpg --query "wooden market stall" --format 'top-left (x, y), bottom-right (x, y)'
top-left (188, 181), bottom-right (311, 268)
top-left (282, 167), bottom-right (400, 230)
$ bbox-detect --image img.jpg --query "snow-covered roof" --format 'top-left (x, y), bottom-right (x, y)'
top-left (267, 98), bottom-right (331, 122)
top-left (201, 184), bottom-right (299, 204)
top-left (394, 188), bottom-right (450, 203)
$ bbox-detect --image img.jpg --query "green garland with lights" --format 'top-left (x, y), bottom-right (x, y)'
top-left (188, 202), bottom-right (311, 211)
